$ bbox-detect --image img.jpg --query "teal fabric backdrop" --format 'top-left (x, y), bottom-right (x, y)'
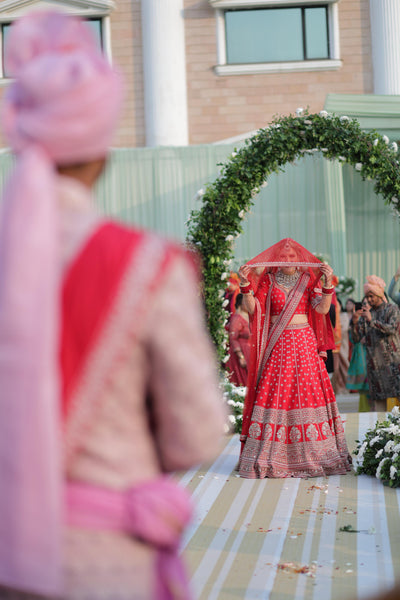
top-left (0, 144), bottom-right (398, 303)
top-left (99, 146), bottom-right (400, 302)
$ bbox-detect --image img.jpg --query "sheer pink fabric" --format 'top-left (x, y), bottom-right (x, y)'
top-left (0, 11), bottom-right (122, 596)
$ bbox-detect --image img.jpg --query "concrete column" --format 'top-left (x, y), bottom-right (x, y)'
top-left (369, 0), bottom-right (400, 94)
top-left (141, 0), bottom-right (189, 146)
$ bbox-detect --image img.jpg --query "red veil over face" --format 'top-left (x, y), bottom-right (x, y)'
top-left (245, 238), bottom-right (325, 298)
top-left (246, 238), bottom-right (323, 286)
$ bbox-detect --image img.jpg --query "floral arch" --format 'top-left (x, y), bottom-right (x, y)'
top-left (186, 110), bottom-right (400, 363)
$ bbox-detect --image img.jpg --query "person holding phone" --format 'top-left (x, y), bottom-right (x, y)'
top-left (350, 276), bottom-right (400, 411)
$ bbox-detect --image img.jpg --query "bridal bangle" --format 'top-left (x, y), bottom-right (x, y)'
top-left (240, 282), bottom-right (252, 294)
top-left (322, 286), bottom-right (334, 295)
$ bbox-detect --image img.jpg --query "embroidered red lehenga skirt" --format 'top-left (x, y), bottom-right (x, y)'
top-left (239, 323), bottom-right (352, 479)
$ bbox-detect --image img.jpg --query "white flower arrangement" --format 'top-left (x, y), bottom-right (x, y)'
top-left (194, 188), bottom-right (204, 201)
top-left (222, 378), bottom-right (246, 434)
top-left (354, 407), bottom-right (400, 487)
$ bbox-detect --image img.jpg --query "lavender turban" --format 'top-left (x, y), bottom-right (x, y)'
top-left (2, 10), bottom-right (123, 162)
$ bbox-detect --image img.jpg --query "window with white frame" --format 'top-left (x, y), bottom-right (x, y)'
top-left (0, 0), bottom-right (114, 80)
top-left (210, 0), bottom-right (341, 75)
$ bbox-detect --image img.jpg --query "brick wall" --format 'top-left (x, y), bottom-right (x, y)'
top-left (184, 0), bottom-right (373, 144)
top-left (111, 0), bottom-right (145, 147)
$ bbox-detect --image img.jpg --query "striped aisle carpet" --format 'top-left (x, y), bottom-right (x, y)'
top-left (176, 412), bottom-right (400, 600)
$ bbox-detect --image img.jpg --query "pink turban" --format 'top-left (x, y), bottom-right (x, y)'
top-left (0, 11), bottom-right (123, 596)
top-left (2, 10), bottom-right (123, 162)
top-left (364, 275), bottom-right (387, 301)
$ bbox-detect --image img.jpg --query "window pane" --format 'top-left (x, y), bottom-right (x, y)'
top-left (86, 18), bottom-right (103, 50)
top-left (305, 7), bottom-right (329, 59)
top-left (2, 23), bottom-right (11, 78)
top-left (225, 8), bottom-right (303, 64)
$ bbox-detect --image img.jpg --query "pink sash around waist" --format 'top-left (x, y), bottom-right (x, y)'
top-left (66, 476), bottom-right (193, 600)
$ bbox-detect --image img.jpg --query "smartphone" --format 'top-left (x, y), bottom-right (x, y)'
top-left (354, 302), bottom-right (362, 311)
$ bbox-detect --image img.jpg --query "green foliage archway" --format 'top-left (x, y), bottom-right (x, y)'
top-left (186, 110), bottom-right (400, 363)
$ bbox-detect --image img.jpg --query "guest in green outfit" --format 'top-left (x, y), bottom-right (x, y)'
top-left (346, 299), bottom-right (371, 411)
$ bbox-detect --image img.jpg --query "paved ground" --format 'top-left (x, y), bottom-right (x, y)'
top-left (178, 411), bottom-right (400, 600)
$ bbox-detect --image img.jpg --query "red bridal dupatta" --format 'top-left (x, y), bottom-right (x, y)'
top-left (60, 221), bottom-right (167, 425)
top-left (240, 239), bottom-right (335, 445)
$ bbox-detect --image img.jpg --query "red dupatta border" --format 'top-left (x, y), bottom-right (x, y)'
top-left (60, 221), bottom-right (183, 462)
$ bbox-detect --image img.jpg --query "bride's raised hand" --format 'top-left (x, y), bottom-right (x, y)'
top-left (238, 265), bottom-right (251, 285)
top-left (319, 263), bottom-right (333, 288)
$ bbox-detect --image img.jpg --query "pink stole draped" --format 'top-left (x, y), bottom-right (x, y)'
top-left (61, 221), bottom-right (194, 599)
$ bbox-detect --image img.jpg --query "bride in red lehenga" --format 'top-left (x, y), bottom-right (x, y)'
top-left (238, 238), bottom-right (352, 479)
